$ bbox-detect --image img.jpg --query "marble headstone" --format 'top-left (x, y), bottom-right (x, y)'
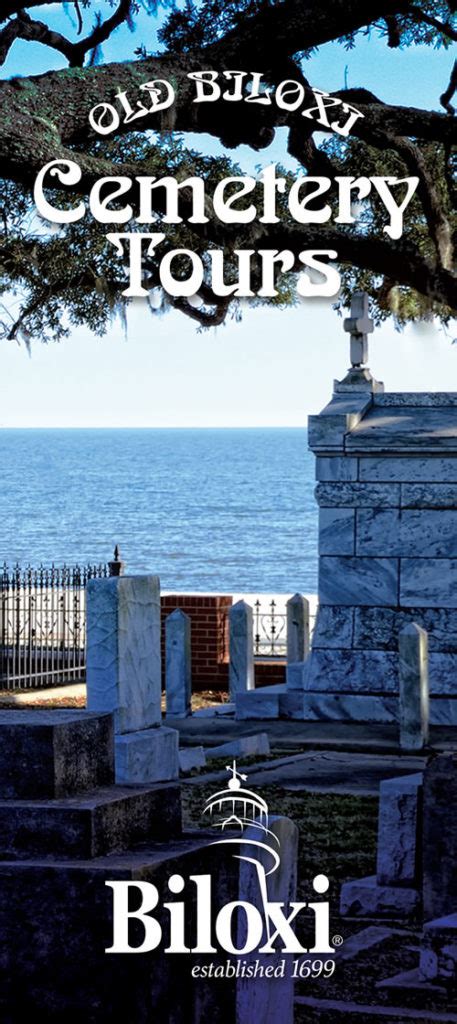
top-left (86, 575), bottom-right (179, 783)
top-left (166, 608), bottom-right (192, 718)
top-left (86, 574), bottom-right (161, 734)
top-left (229, 600), bottom-right (254, 698)
top-left (286, 593), bottom-right (310, 665)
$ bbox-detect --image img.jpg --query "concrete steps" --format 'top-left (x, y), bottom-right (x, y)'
top-left (0, 782), bottom-right (182, 859)
top-left (295, 995), bottom-right (457, 1022)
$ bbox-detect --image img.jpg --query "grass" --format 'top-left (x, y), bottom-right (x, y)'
top-left (0, 684), bottom-right (447, 1019)
top-left (181, 777), bottom-right (454, 1020)
top-left (0, 688), bottom-right (228, 710)
top-left (182, 780), bottom-right (379, 946)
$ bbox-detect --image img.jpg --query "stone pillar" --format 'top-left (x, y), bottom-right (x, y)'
top-left (165, 609), bottom-right (191, 719)
top-left (399, 623), bottom-right (429, 751)
top-left (229, 600), bottom-right (254, 699)
top-left (86, 575), bottom-right (179, 783)
top-left (286, 593), bottom-right (310, 664)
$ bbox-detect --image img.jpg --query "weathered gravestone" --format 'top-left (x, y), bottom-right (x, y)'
top-left (236, 593), bottom-right (311, 720)
top-left (286, 593), bottom-right (310, 666)
top-left (165, 608), bottom-right (192, 719)
top-left (86, 574), bottom-right (179, 783)
top-left (378, 755), bottom-right (457, 992)
top-left (229, 600), bottom-right (255, 699)
top-left (340, 755), bottom-right (457, 993)
top-left (340, 772), bottom-right (422, 919)
top-left (422, 752), bottom-right (457, 923)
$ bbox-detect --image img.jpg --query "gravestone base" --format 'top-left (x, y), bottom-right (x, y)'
top-left (206, 733), bottom-right (270, 760)
top-left (380, 785), bottom-right (457, 992)
top-left (178, 746), bottom-right (206, 772)
top-left (340, 875), bottom-right (420, 919)
top-left (376, 967), bottom-right (448, 998)
top-left (193, 703), bottom-right (236, 718)
top-left (236, 683), bottom-right (457, 725)
top-left (236, 685), bottom-right (399, 722)
top-left (235, 685), bottom-right (398, 722)
top-left (235, 686), bottom-right (283, 720)
top-left (283, 691), bottom-right (398, 722)
top-left (287, 654), bottom-right (457, 725)
top-left (115, 725), bottom-right (179, 784)
top-left (420, 915), bottom-right (457, 983)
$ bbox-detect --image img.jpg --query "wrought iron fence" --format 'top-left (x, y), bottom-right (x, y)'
top-left (0, 560), bottom-right (112, 690)
top-left (253, 598), bottom-right (287, 658)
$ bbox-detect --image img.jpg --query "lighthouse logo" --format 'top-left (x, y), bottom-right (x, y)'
top-left (106, 759), bottom-right (337, 957)
top-left (202, 759), bottom-right (281, 877)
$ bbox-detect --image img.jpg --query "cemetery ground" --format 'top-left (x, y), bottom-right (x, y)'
top-left (182, 767), bottom-right (457, 1024)
top-left (180, 769), bottom-right (453, 1023)
top-left (0, 685), bottom-right (224, 712)
top-left (4, 685), bottom-right (457, 1022)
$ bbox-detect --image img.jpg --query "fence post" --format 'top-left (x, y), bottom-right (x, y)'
top-left (229, 600), bottom-right (254, 699)
top-left (165, 609), bottom-right (191, 718)
top-left (399, 622), bottom-right (429, 751)
top-left (108, 545), bottom-right (125, 577)
top-left (286, 593), bottom-right (310, 664)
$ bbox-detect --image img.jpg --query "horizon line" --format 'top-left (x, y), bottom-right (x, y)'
top-left (0, 423), bottom-right (308, 430)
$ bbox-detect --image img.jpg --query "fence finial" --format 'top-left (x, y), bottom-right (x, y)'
top-left (109, 545), bottom-right (125, 577)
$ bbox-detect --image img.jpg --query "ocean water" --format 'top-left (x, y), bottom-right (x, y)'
top-left (0, 429), bottom-right (318, 593)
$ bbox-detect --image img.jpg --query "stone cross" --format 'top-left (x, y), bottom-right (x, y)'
top-left (343, 291), bottom-right (374, 368)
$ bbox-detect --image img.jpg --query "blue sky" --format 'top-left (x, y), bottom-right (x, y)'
top-left (0, 4), bottom-right (455, 427)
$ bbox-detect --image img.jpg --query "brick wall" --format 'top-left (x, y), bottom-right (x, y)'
top-left (255, 661), bottom-right (286, 687)
top-left (161, 594), bottom-right (232, 691)
top-left (161, 593), bottom-right (287, 692)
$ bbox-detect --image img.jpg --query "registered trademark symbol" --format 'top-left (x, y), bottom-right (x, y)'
top-left (332, 934), bottom-right (344, 947)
